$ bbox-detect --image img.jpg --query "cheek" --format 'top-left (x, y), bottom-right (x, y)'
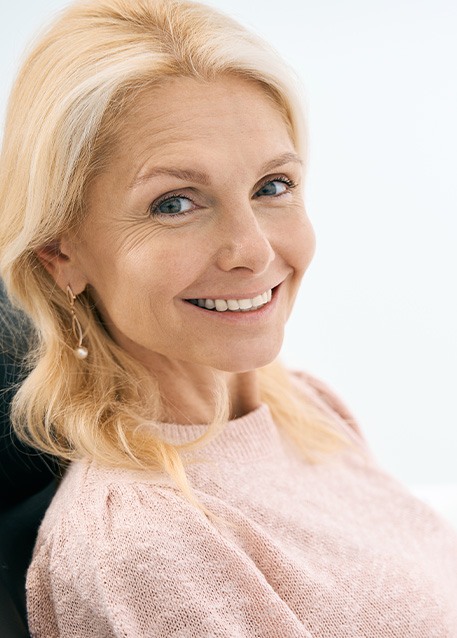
top-left (151, 245), bottom-right (204, 287)
top-left (279, 212), bottom-right (315, 314)
top-left (301, 216), bottom-right (316, 268)
top-left (278, 209), bottom-right (316, 273)
top-left (89, 238), bottom-right (206, 317)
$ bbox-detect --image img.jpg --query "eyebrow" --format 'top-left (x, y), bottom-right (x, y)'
top-left (130, 151), bottom-right (303, 189)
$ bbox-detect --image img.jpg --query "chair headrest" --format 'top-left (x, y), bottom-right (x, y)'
top-left (0, 282), bottom-right (59, 510)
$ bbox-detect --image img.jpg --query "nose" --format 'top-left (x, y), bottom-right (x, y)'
top-left (214, 204), bottom-right (275, 274)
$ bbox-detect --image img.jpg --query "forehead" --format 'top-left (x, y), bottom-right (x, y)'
top-left (108, 75), bottom-right (295, 179)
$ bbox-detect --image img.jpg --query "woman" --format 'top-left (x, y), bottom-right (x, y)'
top-left (0, 0), bottom-right (456, 636)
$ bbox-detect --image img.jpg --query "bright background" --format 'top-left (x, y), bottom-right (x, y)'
top-left (1, 0), bottom-right (456, 525)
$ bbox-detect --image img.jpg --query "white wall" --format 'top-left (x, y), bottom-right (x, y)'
top-left (1, 1), bottom-right (456, 495)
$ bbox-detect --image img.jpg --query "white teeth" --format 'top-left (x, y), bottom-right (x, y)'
top-left (187, 288), bottom-right (274, 312)
top-left (238, 298), bottom-right (253, 310)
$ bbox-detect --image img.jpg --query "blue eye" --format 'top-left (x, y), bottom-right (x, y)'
top-left (150, 195), bottom-right (195, 217)
top-left (255, 178), bottom-right (296, 198)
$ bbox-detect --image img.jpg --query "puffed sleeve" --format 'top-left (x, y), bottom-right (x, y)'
top-left (26, 468), bottom-right (310, 638)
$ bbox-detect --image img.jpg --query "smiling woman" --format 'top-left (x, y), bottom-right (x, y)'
top-left (47, 76), bottom-right (314, 387)
top-left (0, 0), bottom-right (456, 637)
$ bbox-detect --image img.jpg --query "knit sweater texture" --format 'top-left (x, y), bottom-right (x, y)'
top-left (26, 372), bottom-right (457, 637)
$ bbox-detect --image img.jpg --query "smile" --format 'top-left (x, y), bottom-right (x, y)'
top-left (186, 288), bottom-right (273, 312)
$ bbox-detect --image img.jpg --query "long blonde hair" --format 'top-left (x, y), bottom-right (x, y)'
top-left (0, 0), bottom-right (348, 514)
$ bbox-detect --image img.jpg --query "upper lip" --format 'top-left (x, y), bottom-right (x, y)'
top-left (184, 279), bottom-right (285, 300)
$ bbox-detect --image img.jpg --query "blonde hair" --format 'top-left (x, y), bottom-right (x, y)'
top-left (0, 0), bottom-right (348, 515)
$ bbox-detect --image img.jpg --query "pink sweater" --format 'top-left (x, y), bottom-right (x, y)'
top-left (27, 372), bottom-right (457, 637)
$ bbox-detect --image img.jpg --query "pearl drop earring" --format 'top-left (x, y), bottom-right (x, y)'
top-left (66, 285), bottom-right (88, 360)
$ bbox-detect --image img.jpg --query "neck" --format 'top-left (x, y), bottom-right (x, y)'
top-left (147, 359), bottom-right (261, 425)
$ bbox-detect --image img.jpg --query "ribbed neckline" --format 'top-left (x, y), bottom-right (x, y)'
top-left (149, 403), bottom-right (282, 462)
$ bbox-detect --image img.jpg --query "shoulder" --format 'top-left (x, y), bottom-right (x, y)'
top-left (27, 460), bottom-right (214, 629)
top-left (29, 458), bottom-right (236, 597)
top-left (287, 368), bottom-right (368, 446)
top-left (26, 460), bottom-right (247, 636)
top-left (32, 459), bottom-right (201, 561)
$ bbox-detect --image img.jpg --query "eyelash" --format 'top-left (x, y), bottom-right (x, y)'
top-left (149, 175), bottom-right (298, 220)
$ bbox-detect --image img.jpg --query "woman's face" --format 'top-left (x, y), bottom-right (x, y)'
top-left (63, 75), bottom-right (315, 373)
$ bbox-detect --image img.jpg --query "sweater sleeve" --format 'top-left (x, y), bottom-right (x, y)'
top-left (27, 477), bottom-right (309, 638)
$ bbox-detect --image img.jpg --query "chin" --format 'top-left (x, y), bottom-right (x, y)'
top-left (211, 343), bottom-right (282, 373)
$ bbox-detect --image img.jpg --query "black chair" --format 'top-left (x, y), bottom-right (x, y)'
top-left (0, 283), bottom-right (59, 637)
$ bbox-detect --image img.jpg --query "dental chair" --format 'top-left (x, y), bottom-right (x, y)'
top-left (0, 283), bottom-right (59, 637)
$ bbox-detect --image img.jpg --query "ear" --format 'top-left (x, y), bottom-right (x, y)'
top-left (36, 237), bottom-right (88, 295)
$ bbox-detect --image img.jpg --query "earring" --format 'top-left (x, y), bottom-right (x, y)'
top-left (66, 285), bottom-right (88, 360)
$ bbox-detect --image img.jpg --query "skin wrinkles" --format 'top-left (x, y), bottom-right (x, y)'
top-left (43, 75), bottom-right (316, 424)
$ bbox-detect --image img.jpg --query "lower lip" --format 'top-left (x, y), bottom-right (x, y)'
top-left (181, 285), bottom-right (281, 324)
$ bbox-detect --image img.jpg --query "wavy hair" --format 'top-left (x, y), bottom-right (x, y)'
top-left (0, 0), bottom-right (348, 517)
